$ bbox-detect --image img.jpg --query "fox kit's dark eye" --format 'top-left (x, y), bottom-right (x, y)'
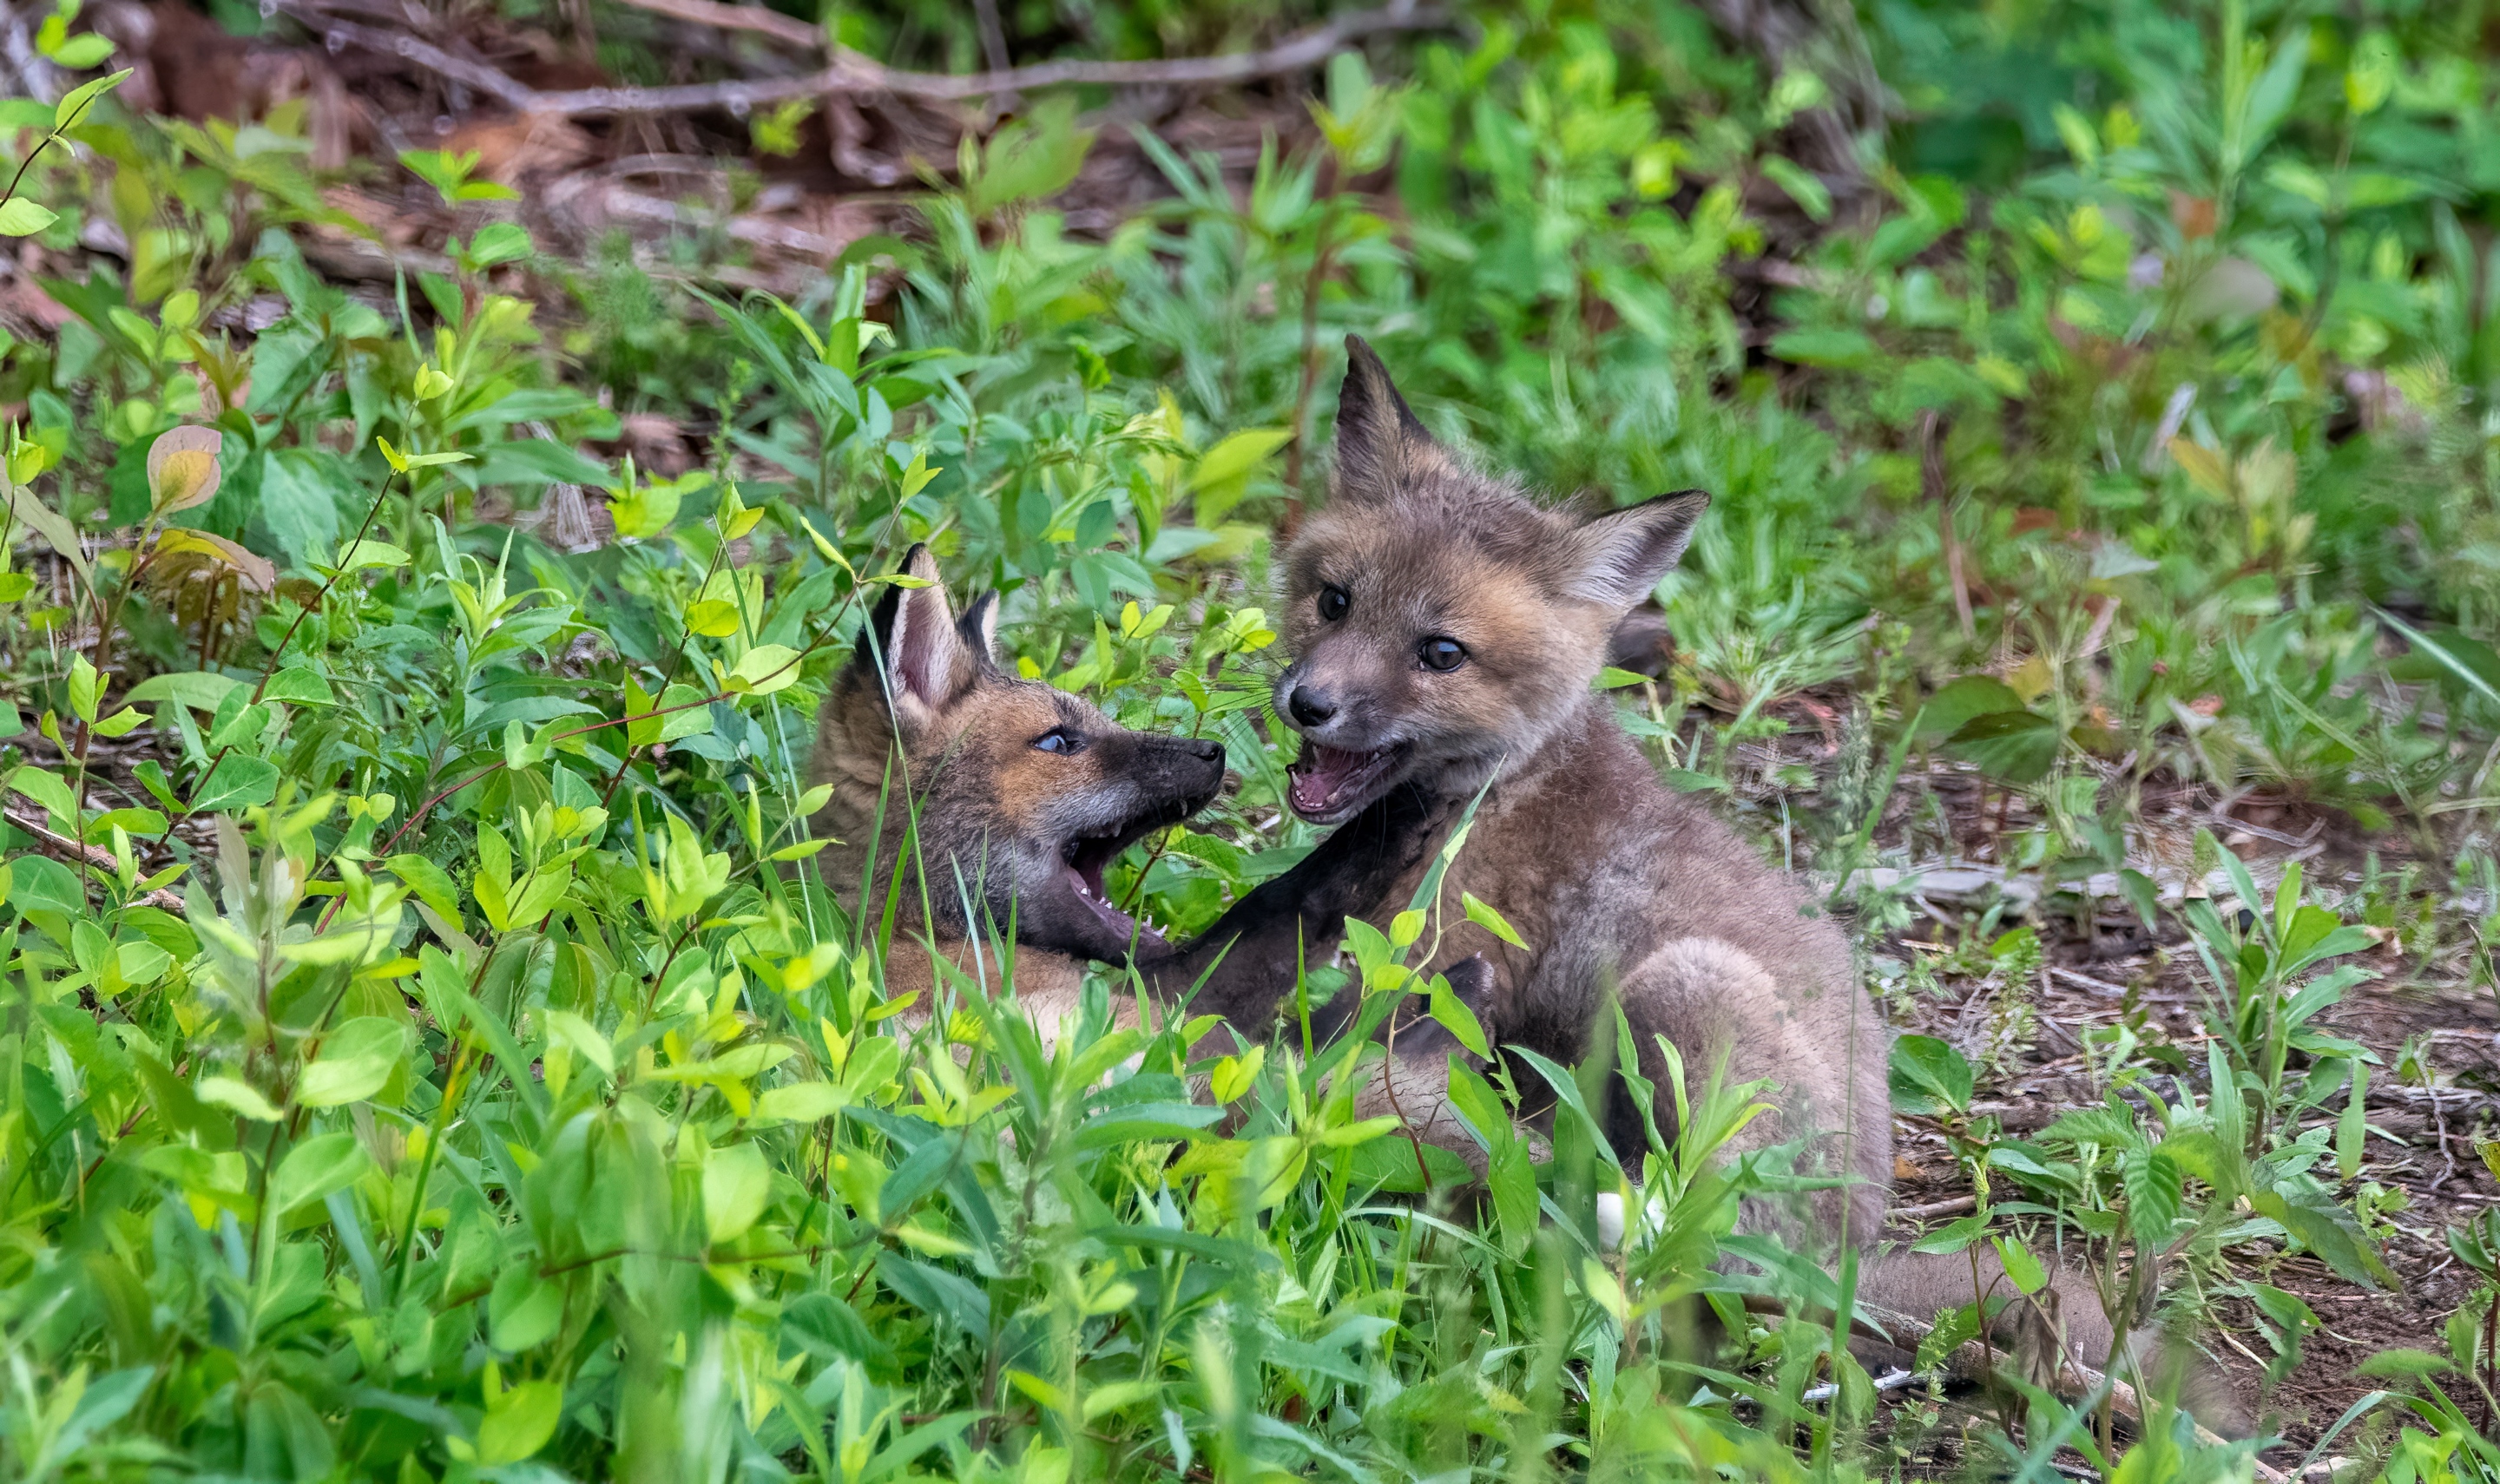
top-left (1317, 585), bottom-right (1351, 622)
top-left (1033, 728), bottom-right (1085, 755)
top-left (1418, 637), bottom-right (1467, 672)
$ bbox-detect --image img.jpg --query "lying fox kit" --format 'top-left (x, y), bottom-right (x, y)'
top-left (812, 545), bottom-right (1227, 1042)
top-left (1159, 339), bottom-right (2225, 1414)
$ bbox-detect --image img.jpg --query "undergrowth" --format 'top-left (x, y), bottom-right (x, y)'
top-left (3, 0), bottom-right (2500, 1477)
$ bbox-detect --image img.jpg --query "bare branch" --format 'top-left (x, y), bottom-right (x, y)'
top-left (5, 807), bottom-right (186, 910)
top-left (280, 0), bottom-right (1451, 117)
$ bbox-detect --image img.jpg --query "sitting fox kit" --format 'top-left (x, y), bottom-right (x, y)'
top-left (1155, 338), bottom-right (2220, 1404)
top-left (812, 545), bottom-right (1226, 1028)
top-left (1165, 338), bottom-right (1891, 1239)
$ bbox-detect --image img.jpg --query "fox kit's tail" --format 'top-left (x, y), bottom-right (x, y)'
top-left (1854, 1246), bottom-right (2246, 1436)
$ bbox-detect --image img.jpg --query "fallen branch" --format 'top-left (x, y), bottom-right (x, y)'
top-left (281, 0), bottom-right (1451, 117)
top-left (5, 807), bottom-right (185, 910)
top-left (1893, 1193), bottom-right (1977, 1222)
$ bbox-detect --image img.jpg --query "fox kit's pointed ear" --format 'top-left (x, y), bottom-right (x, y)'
top-left (1567, 492), bottom-right (1709, 609)
top-left (859, 544), bottom-right (975, 727)
top-left (1331, 334), bottom-right (1437, 505)
top-left (957, 590), bottom-right (1002, 669)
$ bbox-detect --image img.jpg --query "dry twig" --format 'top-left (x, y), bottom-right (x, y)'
top-left (279, 0), bottom-right (1451, 118)
top-left (5, 807), bottom-right (185, 910)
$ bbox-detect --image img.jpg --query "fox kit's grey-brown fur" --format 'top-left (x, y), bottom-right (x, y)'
top-left (813, 545), bottom-right (1226, 1031)
top-left (1154, 339), bottom-right (2222, 1408)
top-left (1170, 338), bottom-right (1890, 1237)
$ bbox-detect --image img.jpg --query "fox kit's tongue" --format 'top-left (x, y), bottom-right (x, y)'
top-left (1288, 743), bottom-right (1388, 818)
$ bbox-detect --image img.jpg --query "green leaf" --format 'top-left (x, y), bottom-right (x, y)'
top-left (2119, 1145), bottom-right (2182, 1248)
top-left (3, 476), bottom-right (90, 585)
top-left (1426, 975), bottom-right (1490, 1060)
top-left (1991, 1235), bottom-right (2047, 1295)
top-left (0, 199), bottom-right (59, 237)
top-left (298, 1018), bottom-right (407, 1107)
top-left (727, 643), bottom-right (802, 696)
top-left (753, 1080), bottom-right (848, 1123)
top-left (197, 1074), bottom-right (281, 1121)
top-left (1460, 891), bottom-right (1529, 950)
top-left (46, 31), bottom-right (114, 69)
top-left (52, 68), bottom-right (135, 130)
top-left (261, 668), bottom-right (336, 706)
top-left (489, 1268), bottom-right (563, 1352)
top-left (1760, 155), bottom-right (1832, 221)
top-left (332, 540), bottom-right (411, 570)
top-left (1909, 1211), bottom-right (1990, 1255)
top-left (1766, 326), bottom-right (1874, 369)
top-left (2249, 1183), bottom-right (2397, 1290)
top-left (1945, 709), bottom-right (2060, 785)
top-left (269, 1132), bottom-right (372, 1215)
top-left (1888, 1034), bottom-right (1973, 1116)
top-left (1916, 676), bottom-right (2024, 739)
top-left (188, 755), bottom-right (279, 814)
top-left (384, 854), bottom-right (461, 928)
top-left (475, 1379), bottom-right (563, 1466)
top-left (126, 670), bottom-right (243, 712)
top-left (10, 764), bottom-right (76, 820)
top-left (2337, 1060), bottom-right (2368, 1180)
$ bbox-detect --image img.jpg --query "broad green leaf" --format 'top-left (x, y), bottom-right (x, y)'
top-left (1916, 676), bottom-right (2024, 739)
top-left (475, 1379), bottom-right (562, 1466)
top-left (1426, 974), bottom-right (1490, 1060)
top-left (1945, 709), bottom-right (2059, 785)
top-left (753, 1080), bottom-right (847, 1123)
top-left (1991, 1235), bottom-right (2047, 1295)
top-left (52, 68), bottom-right (135, 130)
top-left (261, 668), bottom-right (336, 706)
top-left (1887, 1034), bottom-right (1973, 1116)
top-left (701, 1142), bottom-right (772, 1244)
top-left (196, 1075), bottom-right (282, 1121)
top-left (727, 643), bottom-right (803, 695)
top-left (269, 1133), bottom-right (372, 1215)
top-left (297, 1018), bottom-right (407, 1107)
top-left (1460, 891), bottom-right (1528, 949)
top-left (0, 198), bottom-right (58, 236)
top-left (188, 755), bottom-right (280, 813)
top-left (126, 670), bottom-right (242, 712)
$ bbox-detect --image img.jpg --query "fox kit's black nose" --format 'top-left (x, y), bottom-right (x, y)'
top-left (1186, 738), bottom-right (1223, 763)
top-left (1288, 686), bottom-right (1337, 728)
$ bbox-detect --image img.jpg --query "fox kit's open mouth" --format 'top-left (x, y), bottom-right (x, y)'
top-left (1286, 742), bottom-right (1406, 823)
top-left (1061, 818), bottom-right (1169, 949)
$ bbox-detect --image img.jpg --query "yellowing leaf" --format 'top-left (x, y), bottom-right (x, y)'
top-left (146, 426), bottom-right (222, 513)
top-left (2167, 438), bottom-right (2231, 497)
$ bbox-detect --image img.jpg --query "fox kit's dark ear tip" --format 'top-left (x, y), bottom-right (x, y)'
top-left (958, 589), bottom-right (1002, 666)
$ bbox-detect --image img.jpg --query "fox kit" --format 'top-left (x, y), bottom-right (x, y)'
top-left (1155, 340), bottom-right (2194, 1401)
top-left (812, 545), bottom-right (1227, 1035)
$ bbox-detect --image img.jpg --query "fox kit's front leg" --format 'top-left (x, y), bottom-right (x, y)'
top-left (1141, 785), bottom-right (1451, 1028)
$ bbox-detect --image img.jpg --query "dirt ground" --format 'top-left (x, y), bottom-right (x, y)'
top-left (1848, 746), bottom-right (2500, 1473)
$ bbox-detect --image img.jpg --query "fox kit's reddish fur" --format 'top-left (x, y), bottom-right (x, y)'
top-left (813, 545), bottom-right (1226, 1035)
top-left (1155, 340), bottom-right (2235, 1414)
